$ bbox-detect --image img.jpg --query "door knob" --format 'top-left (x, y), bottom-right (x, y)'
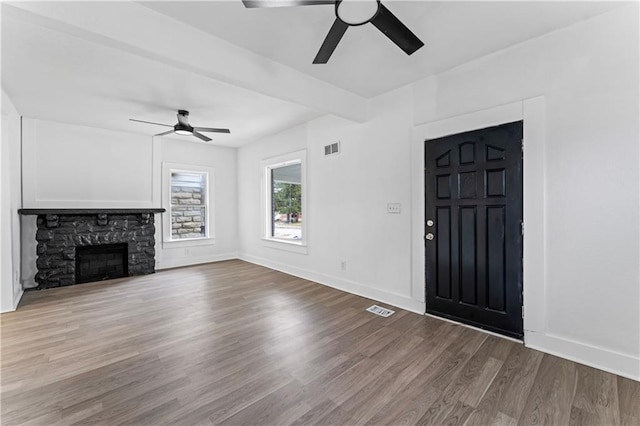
top-left (426, 233), bottom-right (434, 240)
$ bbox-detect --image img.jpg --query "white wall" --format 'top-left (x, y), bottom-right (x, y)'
top-left (20, 118), bottom-right (238, 287)
top-left (1, 91), bottom-right (23, 312)
top-left (153, 137), bottom-right (238, 269)
top-left (238, 87), bottom-right (424, 313)
top-left (22, 118), bottom-right (154, 208)
top-left (238, 5), bottom-right (639, 380)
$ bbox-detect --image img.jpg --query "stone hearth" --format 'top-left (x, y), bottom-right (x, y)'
top-left (19, 209), bottom-right (164, 289)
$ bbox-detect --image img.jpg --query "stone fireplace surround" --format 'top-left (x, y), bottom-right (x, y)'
top-left (18, 208), bottom-right (165, 290)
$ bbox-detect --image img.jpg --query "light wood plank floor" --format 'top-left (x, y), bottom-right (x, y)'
top-left (1, 260), bottom-right (638, 425)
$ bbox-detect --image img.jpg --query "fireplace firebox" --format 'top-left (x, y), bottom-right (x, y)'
top-left (76, 243), bottom-right (129, 284)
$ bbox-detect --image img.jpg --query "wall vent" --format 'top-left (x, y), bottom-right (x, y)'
top-left (366, 305), bottom-right (395, 317)
top-left (324, 141), bottom-right (340, 156)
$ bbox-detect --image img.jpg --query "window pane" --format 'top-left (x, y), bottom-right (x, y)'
top-left (271, 163), bottom-right (302, 241)
top-left (171, 172), bottom-right (206, 239)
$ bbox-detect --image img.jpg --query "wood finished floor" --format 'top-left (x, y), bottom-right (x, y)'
top-left (1, 260), bottom-right (638, 425)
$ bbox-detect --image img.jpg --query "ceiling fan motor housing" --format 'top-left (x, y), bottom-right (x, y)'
top-left (175, 110), bottom-right (192, 134)
top-left (174, 123), bottom-right (193, 134)
top-left (173, 109), bottom-right (193, 135)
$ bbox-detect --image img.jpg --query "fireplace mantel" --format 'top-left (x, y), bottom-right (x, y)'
top-left (19, 208), bottom-right (165, 215)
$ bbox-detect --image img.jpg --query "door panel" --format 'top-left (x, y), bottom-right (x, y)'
top-left (435, 207), bottom-right (451, 299)
top-left (486, 206), bottom-right (506, 311)
top-left (425, 121), bottom-right (523, 338)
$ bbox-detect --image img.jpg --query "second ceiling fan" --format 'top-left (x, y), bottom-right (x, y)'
top-left (130, 110), bottom-right (230, 142)
top-left (242, 0), bottom-right (424, 64)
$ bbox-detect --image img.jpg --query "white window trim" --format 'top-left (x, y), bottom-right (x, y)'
top-left (261, 150), bottom-right (307, 254)
top-left (162, 162), bottom-right (216, 248)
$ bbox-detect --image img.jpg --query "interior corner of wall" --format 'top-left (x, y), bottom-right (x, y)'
top-left (1, 90), bottom-right (20, 116)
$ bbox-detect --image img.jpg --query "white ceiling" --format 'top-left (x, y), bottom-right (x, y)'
top-left (1, 3), bottom-right (322, 147)
top-left (141, 1), bottom-right (623, 97)
top-left (1, 1), bottom-right (626, 147)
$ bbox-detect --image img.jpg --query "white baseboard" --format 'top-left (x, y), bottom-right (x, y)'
top-left (157, 252), bottom-right (238, 270)
top-left (239, 253), bottom-right (426, 315)
top-left (525, 330), bottom-right (640, 381)
top-left (13, 288), bottom-right (24, 309)
top-left (0, 288), bottom-right (24, 314)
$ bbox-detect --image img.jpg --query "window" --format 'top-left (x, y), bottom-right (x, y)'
top-left (263, 150), bottom-right (306, 248)
top-left (169, 170), bottom-right (208, 240)
top-left (270, 163), bottom-right (302, 240)
top-left (162, 162), bottom-right (215, 248)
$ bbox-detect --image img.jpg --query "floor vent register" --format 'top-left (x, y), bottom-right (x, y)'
top-left (366, 305), bottom-right (395, 317)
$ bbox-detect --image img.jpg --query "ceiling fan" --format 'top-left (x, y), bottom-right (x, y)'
top-left (242, 0), bottom-right (424, 64)
top-left (129, 110), bottom-right (230, 142)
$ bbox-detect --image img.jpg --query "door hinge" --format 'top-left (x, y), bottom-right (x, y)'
top-left (521, 221), bottom-right (524, 236)
top-left (522, 306), bottom-right (525, 319)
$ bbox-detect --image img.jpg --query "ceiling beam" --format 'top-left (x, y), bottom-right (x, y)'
top-left (6, 2), bottom-right (368, 123)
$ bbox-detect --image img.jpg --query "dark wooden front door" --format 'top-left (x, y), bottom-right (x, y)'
top-left (425, 121), bottom-right (523, 339)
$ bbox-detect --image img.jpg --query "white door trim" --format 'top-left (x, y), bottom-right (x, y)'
top-left (410, 97), bottom-right (547, 341)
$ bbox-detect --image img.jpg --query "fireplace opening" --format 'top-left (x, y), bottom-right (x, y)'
top-left (75, 243), bottom-right (129, 284)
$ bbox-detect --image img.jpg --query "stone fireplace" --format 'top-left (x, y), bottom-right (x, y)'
top-left (19, 208), bottom-right (165, 290)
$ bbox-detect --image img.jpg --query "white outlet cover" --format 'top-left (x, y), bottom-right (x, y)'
top-left (387, 203), bottom-right (401, 214)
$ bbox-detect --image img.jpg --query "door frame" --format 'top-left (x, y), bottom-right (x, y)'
top-left (410, 97), bottom-right (547, 344)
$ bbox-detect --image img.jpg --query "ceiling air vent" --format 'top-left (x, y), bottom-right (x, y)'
top-left (324, 141), bottom-right (340, 156)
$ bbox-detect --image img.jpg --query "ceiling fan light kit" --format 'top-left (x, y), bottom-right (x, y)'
top-left (242, 0), bottom-right (424, 64)
top-left (174, 128), bottom-right (192, 136)
top-left (335, 0), bottom-right (379, 26)
top-left (129, 110), bottom-right (231, 142)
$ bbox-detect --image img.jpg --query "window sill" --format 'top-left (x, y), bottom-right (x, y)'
top-left (261, 238), bottom-right (308, 254)
top-left (162, 237), bottom-right (216, 249)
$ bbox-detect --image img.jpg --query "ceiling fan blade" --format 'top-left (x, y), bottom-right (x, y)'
top-left (194, 127), bottom-right (231, 134)
top-left (370, 4), bottom-right (424, 56)
top-left (154, 130), bottom-right (175, 137)
top-left (130, 119), bottom-right (173, 127)
top-left (242, 0), bottom-right (333, 8)
top-left (313, 18), bottom-right (348, 64)
top-left (192, 131), bottom-right (212, 142)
